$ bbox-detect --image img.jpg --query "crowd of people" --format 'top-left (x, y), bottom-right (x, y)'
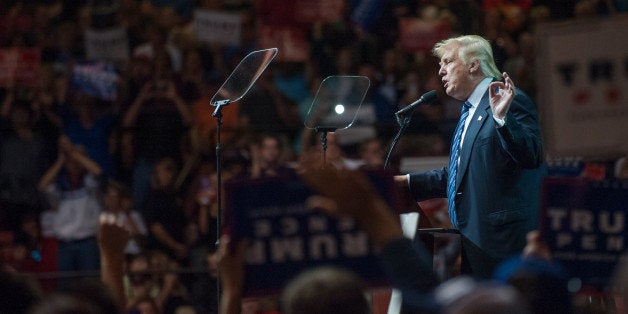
top-left (1, 0), bottom-right (627, 313)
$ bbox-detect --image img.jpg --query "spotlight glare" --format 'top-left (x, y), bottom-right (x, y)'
top-left (334, 104), bottom-right (345, 114)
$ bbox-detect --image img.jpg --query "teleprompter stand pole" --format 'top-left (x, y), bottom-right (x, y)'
top-left (212, 98), bottom-right (229, 309)
top-left (315, 126), bottom-right (337, 167)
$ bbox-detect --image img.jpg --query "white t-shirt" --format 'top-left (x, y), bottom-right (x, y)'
top-left (44, 173), bottom-right (102, 241)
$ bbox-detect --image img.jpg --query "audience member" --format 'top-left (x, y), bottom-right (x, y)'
top-left (249, 133), bottom-right (294, 179)
top-left (0, 269), bottom-right (42, 313)
top-left (372, 49), bottom-right (404, 130)
top-left (142, 157), bottom-right (190, 263)
top-left (124, 253), bottom-right (157, 310)
top-left (190, 247), bottom-right (219, 314)
top-left (38, 135), bottom-right (103, 278)
top-left (60, 92), bottom-right (116, 178)
top-left (493, 231), bottom-right (572, 314)
top-left (179, 47), bottom-right (207, 104)
top-left (238, 69), bottom-right (301, 138)
top-left (9, 211), bottom-right (58, 288)
top-left (102, 179), bottom-right (147, 257)
top-left (0, 92), bottom-right (49, 231)
top-left (29, 280), bottom-right (121, 314)
top-left (122, 53), bottom-right (192, 210)
top-left (281, 266), bottom-right (371, 314)
top-left (300, 129), bottom-right (362, 170)
top-left (358, 137), bottom-right (386, 170)
top-left (149, 250), bottom-right (194, 314)
top-left (358, 62), bottom-right (397, 139)
top-left (612, 253), bottom-right (628, 314)
top-left (437, 279), bottom-right (531, 314)
top-left (31, 65), bottom-right (64, 149)
top-left (132, 18), bottom-right (182, 73)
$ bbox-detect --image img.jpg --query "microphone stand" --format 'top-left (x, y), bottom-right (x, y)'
top-left (384, 114), bottom-right (412, 169)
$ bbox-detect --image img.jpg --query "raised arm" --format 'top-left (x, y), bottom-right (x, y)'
top-left (122, 83), bottom-right (151, 128)
top-left (38, 136), bottom-right (69, 190)
top-left (98, 213), bottom-right (131, 311)
top-left (217, 234), bottom-right (247, 314)
top-left (38, 153), bottom-right (64, 190)
top-left (68, 146), bottom-right (103, 177)
top-left (163, 81), bottom-right (193, 126)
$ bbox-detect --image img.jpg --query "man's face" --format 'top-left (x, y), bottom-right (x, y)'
top-left (438, 44), bottom-right (475, 101)
top-left (103, 187), bottom-right (120, 211)
top-left (261, 137), bottom-right (280, 162)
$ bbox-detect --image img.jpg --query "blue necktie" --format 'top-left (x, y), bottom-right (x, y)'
top-left (448, 101), bottom-right (471, 228)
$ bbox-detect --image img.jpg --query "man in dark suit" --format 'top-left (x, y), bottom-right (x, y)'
top-left (395, 35), bottom-right (546, 279)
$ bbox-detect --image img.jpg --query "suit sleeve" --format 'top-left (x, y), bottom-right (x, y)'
top-left (496, 90), bottom-right (543, 169)
top-left (407, 168), bottom-right (448, 201)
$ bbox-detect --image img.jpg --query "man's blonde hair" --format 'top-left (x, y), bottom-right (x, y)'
top-left (433, 35), bottom-right (502, 80)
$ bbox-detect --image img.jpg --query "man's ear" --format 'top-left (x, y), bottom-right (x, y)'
top-left (469, 59), bottom-right (481, 74)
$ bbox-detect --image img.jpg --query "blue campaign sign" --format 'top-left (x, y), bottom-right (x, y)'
top-left (223, 171), bottom-right (401, 296)
top-left (540, 177), bottom-right (627, 289)
top-left (70, 61), bottom-right (118, 101)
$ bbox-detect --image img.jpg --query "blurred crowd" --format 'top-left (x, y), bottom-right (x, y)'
top-left (0, 0), bottom-right (627, 313)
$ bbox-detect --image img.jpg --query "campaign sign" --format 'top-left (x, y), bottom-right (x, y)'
top-left (398, 18), bottom-right (451, 53)
top-left (193, 10), bottom-right (242, 46)
top-left (70, 62), bottom-right (118, 101)
top-left (295, 0), bottom-right (344, 23)
top-left (540, 177), bottom-right (627, 289)
top-left (536, 17), bottom-right (628, 158)
top-left (224, 171), bottom-right (401, 296)
top-left (85, 27), bottom-right (130, 62)
top-left (258, 25), bottom-right (309, 62)
top-left (0, 48), bottom-right (41, 87)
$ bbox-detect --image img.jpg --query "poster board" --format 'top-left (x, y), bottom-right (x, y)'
top-left (85, 27), bottom-right (130, 62)
top-left (224, 171), bottom-right (402, 296)
top-left (540, 177), bottom-right (627, 289)
top-left (536, 16), bottom-right (628, 158)
top-left (193, 10), bottom-right (242, 46)
top-left (70, 62), bottom-right (118, 101)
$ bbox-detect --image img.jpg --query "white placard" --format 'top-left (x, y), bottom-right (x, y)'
top-left (536, 16), bottom-right (628, 158)
top-left (193, 9), bottom-right (242, 46)
top-left (85, 27), bottom-right (129, 62)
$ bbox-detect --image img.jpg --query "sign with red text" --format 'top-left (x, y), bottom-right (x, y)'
top-left (224, 171), bottom-right (402, 296)
top-left (0, 48), bottom-right (41, 87)
top-left (540, 177), bottom-right (627, 289)
top-left (258, 25), bottom-right (308, 62)
top-left (294, 0), bottom-right (344, 23)
top-left (536, 17), bottom-right (628, 158)
top-left (398, 18), bottom-right (451, 53)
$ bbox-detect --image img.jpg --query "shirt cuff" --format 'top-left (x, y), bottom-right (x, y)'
top-left (493, 115), bottom-right (506, 127)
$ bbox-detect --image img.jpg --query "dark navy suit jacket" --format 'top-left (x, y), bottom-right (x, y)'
top-left (408, 87), bottom-right (546, 260)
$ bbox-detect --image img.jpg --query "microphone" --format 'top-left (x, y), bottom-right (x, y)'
top-left (395, 90), bottom-right (438, 116)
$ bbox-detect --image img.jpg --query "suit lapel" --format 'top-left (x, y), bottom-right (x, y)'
top-left (456, 92), bottom-right (491, 190)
